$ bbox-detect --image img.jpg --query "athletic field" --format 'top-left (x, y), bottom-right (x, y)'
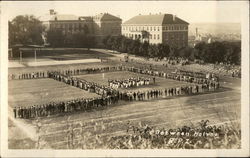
top-left (8, 79), bottom-right (98, 108)
top-left (8, 48), bottom-right (241, 149)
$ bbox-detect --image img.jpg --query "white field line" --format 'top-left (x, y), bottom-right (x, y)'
top-left (27, 59), bottom-right (101, 67)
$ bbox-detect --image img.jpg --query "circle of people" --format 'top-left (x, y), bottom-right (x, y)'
top-left (108, 77), bottom-right (151, 89)
top-left (13, 65), bottom-right (220, 119)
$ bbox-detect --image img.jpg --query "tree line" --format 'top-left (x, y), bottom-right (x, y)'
top-left (102, 35), bottom-right (241, 65)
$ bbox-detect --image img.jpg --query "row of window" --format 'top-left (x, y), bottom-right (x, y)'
top-left (122, 25), bottom-right (188, 32)
top-left (124, 33), bottom-right (160, 40)
top-left (51, 23), bottom-right (90, 29)
top-left (51, 27), bottom-right (89, 32)
top-left (124, 33), bottom-right (187, 40)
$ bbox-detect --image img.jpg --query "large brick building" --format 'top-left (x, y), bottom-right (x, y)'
top-left (41, 10), bottom-right (122, 44)
top-left (122, 14), bottom-right (189, 48)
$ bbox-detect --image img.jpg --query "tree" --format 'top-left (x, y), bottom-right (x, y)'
top-left (9, 15), bottom-right (45, 46)
top-left (131, 39), bottom-right (141, 55)
top-left (83, 25), bottom-right (90, 35)
top-left (46, 29), bottom-right (65, 47)
top-left (84, 35), bottom-right (96, 50)
top-left (139, 41), bottom-right (149, 57)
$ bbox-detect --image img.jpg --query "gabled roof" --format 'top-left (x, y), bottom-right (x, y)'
top-left (123, 14), bottom-right (189, 25)
top-left (94, 13), bottom-right (122, 21)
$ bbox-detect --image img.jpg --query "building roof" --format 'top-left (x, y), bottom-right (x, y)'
top-left (94, 13), bottom-right (122, 21)
top-left (79, 16), bottom-right (93, 22)
top-left (39, 14), bottom-right (79, 21)
top-left (40, 13), bottom-right (121, 22)
top-left (123, 14), bottom-right (189, 25)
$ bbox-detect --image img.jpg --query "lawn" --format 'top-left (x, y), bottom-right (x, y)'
top-left (8, 78), bottom-right (98, 107)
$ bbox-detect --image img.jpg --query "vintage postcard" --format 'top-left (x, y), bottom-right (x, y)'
top-left (0, 1), bottom-right (249, 157)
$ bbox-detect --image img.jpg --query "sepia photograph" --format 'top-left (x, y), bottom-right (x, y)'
top-left (0, 0), bottom-right (249, 157)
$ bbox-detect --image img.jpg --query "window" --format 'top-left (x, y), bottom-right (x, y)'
top-left (150, 34), bottom-right (152, 39)
top-left (157, 34), bottom-right (160, 39)
top-left (158, 27), bottom-right (160, 31)
top-left (154, 27), bottom-right (156, 31)
top-left (154, 34), bottom-right (156, 39)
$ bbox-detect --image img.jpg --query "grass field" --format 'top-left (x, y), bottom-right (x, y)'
top-left (8, 79), bottom-right (98, 108)
top-left (11, 49), bottom-right (114, 60)
top-left (75, 71), bottom-right (194, 92)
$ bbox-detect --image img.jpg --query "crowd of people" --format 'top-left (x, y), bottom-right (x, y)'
top-left (108, 77), bottom-right (151, 89)
top-left (8, 71), bottom-right (47, 80)
top-left (125, 66), bottom-right (220, 88)
top-left (12, 65), bottom-right (220, 119)
top-left (8, 65), bottom-right (125, 80)
top-left (105, 120), bottom-right (241, 149)
top-left (48, 71), bottom-right (116, 96)
top-left (13, 95), bottom-right (119, 119)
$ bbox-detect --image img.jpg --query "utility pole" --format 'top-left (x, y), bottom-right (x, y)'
top-left (34, 49), bottom-right (37, 63)
top-left (20, 50), bottom-right (22, 63)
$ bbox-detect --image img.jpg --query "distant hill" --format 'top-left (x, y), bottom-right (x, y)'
top-left (189, 23), bottom-right (241, 36)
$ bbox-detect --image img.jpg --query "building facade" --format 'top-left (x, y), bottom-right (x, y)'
top-left (122, 14), bottom-right (189, 48)
top-left (41, 10), bottom-right (122, 44)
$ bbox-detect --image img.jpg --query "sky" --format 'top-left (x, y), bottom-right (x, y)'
top-left (2, 1), bottom-right (247, 23)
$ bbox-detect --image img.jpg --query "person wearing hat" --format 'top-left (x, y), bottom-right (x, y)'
top-left (13, 107), bottom-right (17, 118)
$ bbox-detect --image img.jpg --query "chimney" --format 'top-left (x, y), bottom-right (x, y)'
top-left (49, 9), bottom-right (54, 15)
top-left (173, 14), bottom-right (176, 21)
top-left (195, 28), bottom-right (198, 37)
